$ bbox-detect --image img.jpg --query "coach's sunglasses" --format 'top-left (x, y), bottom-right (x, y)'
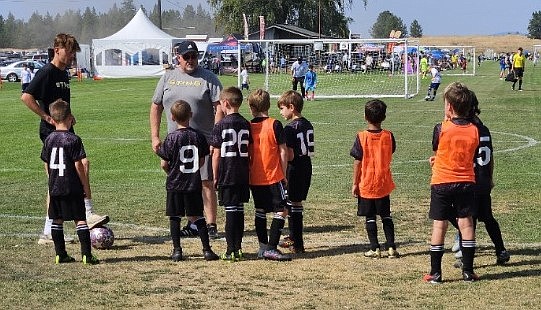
top-left (182, 53), bottom-right (198, 61)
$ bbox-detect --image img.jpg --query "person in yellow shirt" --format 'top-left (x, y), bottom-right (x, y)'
top-left (511, 47), bottom-right (526, 91)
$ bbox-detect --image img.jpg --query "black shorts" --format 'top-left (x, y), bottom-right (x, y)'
top-left (49, 194), bottom-right (86, 221)
top-left (250, 182), bottom-right (287, 213)
top-left (474, 190), bottom-right (492, 222)
top-left (218, 184), bottom-right (250, 206)
top-left (287, 164), bottom-right (312, 202)
top-left (514, 68), bottom-right (524, 78)
top-left (429, 183), bottom-right (475, 220)
top-left (166, 191), bottom-right (204, 217)
top-left (357, 195), bottom-right (391, 217)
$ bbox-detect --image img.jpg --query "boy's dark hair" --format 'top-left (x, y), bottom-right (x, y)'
top-left (49, 99), bottom-right (72, 122)
top-left (171, 100), bottom-right (192, 123)
top-left (469, 89), bottom-right (481, 117)
top-left (54, 33), bottom-right (81, 54)
top-left (220, 86), bottom-right (243, 108)
top-left (248, 88), bottom-right (271, 113)
top-left (308, 64), bottom-right (314, 70)
top-left (443, 82), bottom-right (473, 117)
top-left (364, 99), bottom-right (387, 124)
top-left (277, 90), bottom-right (303, 112)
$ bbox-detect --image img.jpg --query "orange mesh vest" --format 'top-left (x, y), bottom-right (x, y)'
top-left (249, 118), bottom-right (284, 185)
top-left (356, 130), bottom-right (396, 198)
top-left (431, 120), bottom-right (479, 185)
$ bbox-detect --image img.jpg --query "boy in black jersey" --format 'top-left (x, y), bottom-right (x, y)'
top-left (210, 87), bottom-right (252, 261)
top-left (277, 90), bottom-right (314, 254)
top-left (157, 100), bottom-right (219, 262)
top-left (451, 90), bottom-right (510, 267)
top-left (41, 99), bottom-right (99, 265)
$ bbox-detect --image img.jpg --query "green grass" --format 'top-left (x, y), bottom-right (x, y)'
top-left (0, 61), bottom-right (540, 309)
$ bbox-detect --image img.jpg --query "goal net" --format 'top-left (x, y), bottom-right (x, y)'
top-left (419, 46), bottom-right (476, 76)
top-left (233, 38), bottom-right (420, 99)
top-left (533, 45), bottom-right (541, 66)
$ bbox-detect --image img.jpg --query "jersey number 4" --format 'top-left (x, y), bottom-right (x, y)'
top-left (49, 147), bottom-right (66, 176)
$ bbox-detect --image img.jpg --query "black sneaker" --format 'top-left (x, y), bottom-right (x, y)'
top-left (496, 250), bottom-right (510, 265)
top-left (207, 223), bottom-right (219, 239)
top-left (82, 254), bottom-right (100, 265)
top-left (203, 249), bottom-right (219, 261)
top-left (423, 272), bottom-right (442, 284)
top-left (171, 248), bottom-right (183, 262)
top-left (462, 270), bottom-right (480, 282)
top-left (55, 254), bottom-right (75, 264)
top-left (263, 249), bottom-right (292, 261)
top-left (179, 224), bottom-right (198, 237)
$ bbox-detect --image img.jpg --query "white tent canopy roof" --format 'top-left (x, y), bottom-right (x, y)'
top-left (100, 8), bottom-right (176, 40)
top-left (92, 8), bottom-right (182, 78)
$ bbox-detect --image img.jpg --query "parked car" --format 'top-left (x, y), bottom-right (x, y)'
top-left (0, 60), bottom-right (45, 82)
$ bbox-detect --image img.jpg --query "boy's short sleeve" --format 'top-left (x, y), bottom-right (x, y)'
top-left (432, 123), bottom-right (442, 152)
top-left (273, 119), bottom-right (286, 145)
top-left (350, 134), bottom-right (363, 160)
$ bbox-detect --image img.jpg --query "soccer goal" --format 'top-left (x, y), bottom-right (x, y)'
top-left (419, 46), bottom-right (476, 76)
top-left (235, 38), bottom-right (420, 99)
top-left (533, 45), bottom-right (541, 66)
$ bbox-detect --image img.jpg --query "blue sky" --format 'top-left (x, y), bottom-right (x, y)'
top-left (1, 0), bottom-right (539, 37)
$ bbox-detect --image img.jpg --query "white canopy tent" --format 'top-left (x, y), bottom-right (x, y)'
top-left (92, 8), bottom-right (182, 78)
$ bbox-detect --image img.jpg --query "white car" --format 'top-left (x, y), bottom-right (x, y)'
top-left (0, 60), bottom-right (45, 82)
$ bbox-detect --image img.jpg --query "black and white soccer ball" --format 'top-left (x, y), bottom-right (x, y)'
top-left (90, 226), bottom-right (114, 249)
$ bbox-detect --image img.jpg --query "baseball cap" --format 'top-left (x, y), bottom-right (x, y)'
top-left (174, 41), bottom-right (198, 55)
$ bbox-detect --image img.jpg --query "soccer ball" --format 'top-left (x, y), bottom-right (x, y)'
top-left (90, 226), bottom-right (114, 249)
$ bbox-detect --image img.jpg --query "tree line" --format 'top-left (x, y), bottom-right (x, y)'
top-left (0, 0), bottom-right (218, 49)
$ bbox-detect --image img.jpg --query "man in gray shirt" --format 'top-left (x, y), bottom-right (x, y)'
top-left (151, 40), bottom-right (224, 238)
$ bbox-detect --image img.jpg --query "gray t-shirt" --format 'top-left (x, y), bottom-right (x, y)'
top-left (152, 67), bottom-right (222, 138)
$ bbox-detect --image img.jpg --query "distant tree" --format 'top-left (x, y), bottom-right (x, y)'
top-left (409, 19), bottom-right (422, 38)
top-left (528, 10), bottom-right (541, 39)
top-left (370, 11), bottom-right (407, 38)
top-left (0, 16), bottom-right (5, 48)
top-left (208, 0), bottom-right (360, 38)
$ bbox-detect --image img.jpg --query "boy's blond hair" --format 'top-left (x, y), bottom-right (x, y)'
top-left (54, 33), bottom-right (81, 54)
top-left (170, 100), bottom-right (192, 123)
top-left (248, 88), bottom-right (271, 113)
top-left (49, 99), bottom-right (71, 122)
top-left (277, 90), bottom-right (304, 112)
top-left (220, 86), bottom-right (243, 108)
top-left (443, 82), bottom-right (473, 117)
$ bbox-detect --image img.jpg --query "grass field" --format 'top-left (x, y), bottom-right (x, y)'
top-left (0, 60), bottom-right (540, 309)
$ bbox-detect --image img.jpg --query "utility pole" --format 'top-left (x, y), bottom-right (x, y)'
top-left (318, 0), bottom-right (321, 39)
top-left (158, 0), bottom-right (162, 29)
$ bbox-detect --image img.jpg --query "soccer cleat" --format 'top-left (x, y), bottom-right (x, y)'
top-left (87, 213), bottom-right (110, 230)
top-left (364, 248), bottom-right (381, 259)
top-left (203, 249), bottom-right (219, 261)
top-left (234, 250), bottom-right (244, 261)
top-left (496, 250), bottom-right (510, 265)
top-left (518, 89), bottom-right (523, 91)
top-left (278, 235), bottom-right (294, 248)
top-left (220, 252), bottom-right (236, 262)
top-left (207, 223), bottom-right (219, 239)
top-left (462, 271), bottom-right (480, 282)
top-left (423, 273), bottom-right (443, 284)
top-left (39, 234), bottom-right (75, 245)
top-left (179, 224), bottom-right (198, 237)
top-left (171, 248), bottom-right (183, 262)
top-left (82, 254), bottom-right (100, 265)
top-left (55, 254), bottom-right (75, 264)
top-left (387, 248), bottom-right (400, 258)
top-left (263, 249), bottom-right (292, 261)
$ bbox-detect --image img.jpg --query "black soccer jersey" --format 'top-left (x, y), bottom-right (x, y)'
top-left (285, 117), bottom-right (314, 166)
top-left (210, 113), bottom-right (252, 187)
top-left (24, 63), bottom-right (72, 138)
top-left (473, 118), bottom-right (493, 190)
top-left (41, 130), bottom-right (86, 197)
top-left (158, 127), bottom-right (210, 192)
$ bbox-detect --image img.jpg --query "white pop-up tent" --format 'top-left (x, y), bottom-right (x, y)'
top-left (92, 8), bottom-right (182, 78)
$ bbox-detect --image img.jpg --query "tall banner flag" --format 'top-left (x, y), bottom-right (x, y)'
top-left (243, 14), bottom-right (249, 40)
top-left (259, 16), bottom-right (265, 40)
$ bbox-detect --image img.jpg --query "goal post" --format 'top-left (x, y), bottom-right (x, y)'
top-left (419, 45), bottom-right (476, 76)
top-left (235, 38), bottom-right (420, 99)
